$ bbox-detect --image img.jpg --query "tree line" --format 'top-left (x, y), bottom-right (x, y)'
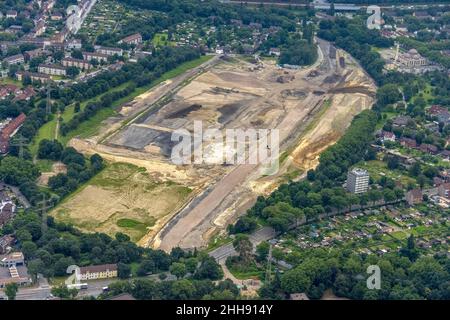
top-left (230, 110), bottom-right (379, 234)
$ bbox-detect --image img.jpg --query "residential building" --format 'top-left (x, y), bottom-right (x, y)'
top-left (249, 22), bottom-right (262, 30)
top-left (79, 264), bottom-right (118, 281)
top-left (82, 51), bottom-right (108, 63)
top-left (438, 183), bottom-right (450, 199)
top-left (16, 71), bottom-right (51, 83)
top-left (95, 46), bottom-right (123, 56)
top-left (440, 150), bottom-right (450, 161)
top-left (398, 49), bottom-right (427, 67)
top-left (13, 86), bottom-right (36, 102)
top-left (406, 189), bottom-right (422, 206)
top-left (0, 84), bottom-right (21, 99)
top-left (119, 33), bottom-right (142, 45)
top-left (347, 168), bottom-right (370, 194)
top-left (290, 293), bottom-right (310, 300)
top-left (62, 58), bottom-right (91, 70)
top-left (0, 203), bottom-right (14, 226)
top-left (6, 25), bottom-right (22, 34)
top-left (107, 293), bottom-right (136, 300)
top-left (3, 54), bottom-right (25, 65)
top-left (427, 105), bottom-right (449, 117)
top-left (34, 20), bottom-right (46, 36)
top-left (419, 143), bottom-right (438, 155)
top-left (413, 11), bottom-right (433, 20)
top-left (433, 177), bottom-right (445, 187)
top-left (38, 64), bottom-right (67, 76)
top-left (0, 252), bottom-right (24, 268)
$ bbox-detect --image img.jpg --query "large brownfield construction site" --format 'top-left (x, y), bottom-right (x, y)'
top-left (51, 38), bottom-right (376, 250)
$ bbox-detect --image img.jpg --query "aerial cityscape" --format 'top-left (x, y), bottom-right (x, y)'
top-left (0, 0), bottom-right (448, 304)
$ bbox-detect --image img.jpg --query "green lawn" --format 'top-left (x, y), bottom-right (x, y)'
top-left (0, 77), bottom-right (23, 87)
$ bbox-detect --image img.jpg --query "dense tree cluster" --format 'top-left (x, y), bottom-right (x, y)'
top-left (45, 147), bottom-right (104, 198)
top-left (102, 278), bottom-right (239, 300)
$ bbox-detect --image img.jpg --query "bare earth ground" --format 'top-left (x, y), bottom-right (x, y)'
top-left (50, 162), bottom-right (193, 242)
top-left (65, 39), bottom-right (376, 250)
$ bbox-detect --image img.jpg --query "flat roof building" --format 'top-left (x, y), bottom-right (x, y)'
top-left (347, 168), bottom-right (369, 194)
top-left (0, 251), bottom-right (24, 268)
top-left (79, 264), bottom-right (117, 281)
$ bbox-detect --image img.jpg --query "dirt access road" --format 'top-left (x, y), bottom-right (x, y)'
top-left (156, 39), bottom-right (335, 251)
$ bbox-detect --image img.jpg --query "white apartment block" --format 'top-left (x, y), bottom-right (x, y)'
top-left (347, 168), bottom-right (370, 194)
